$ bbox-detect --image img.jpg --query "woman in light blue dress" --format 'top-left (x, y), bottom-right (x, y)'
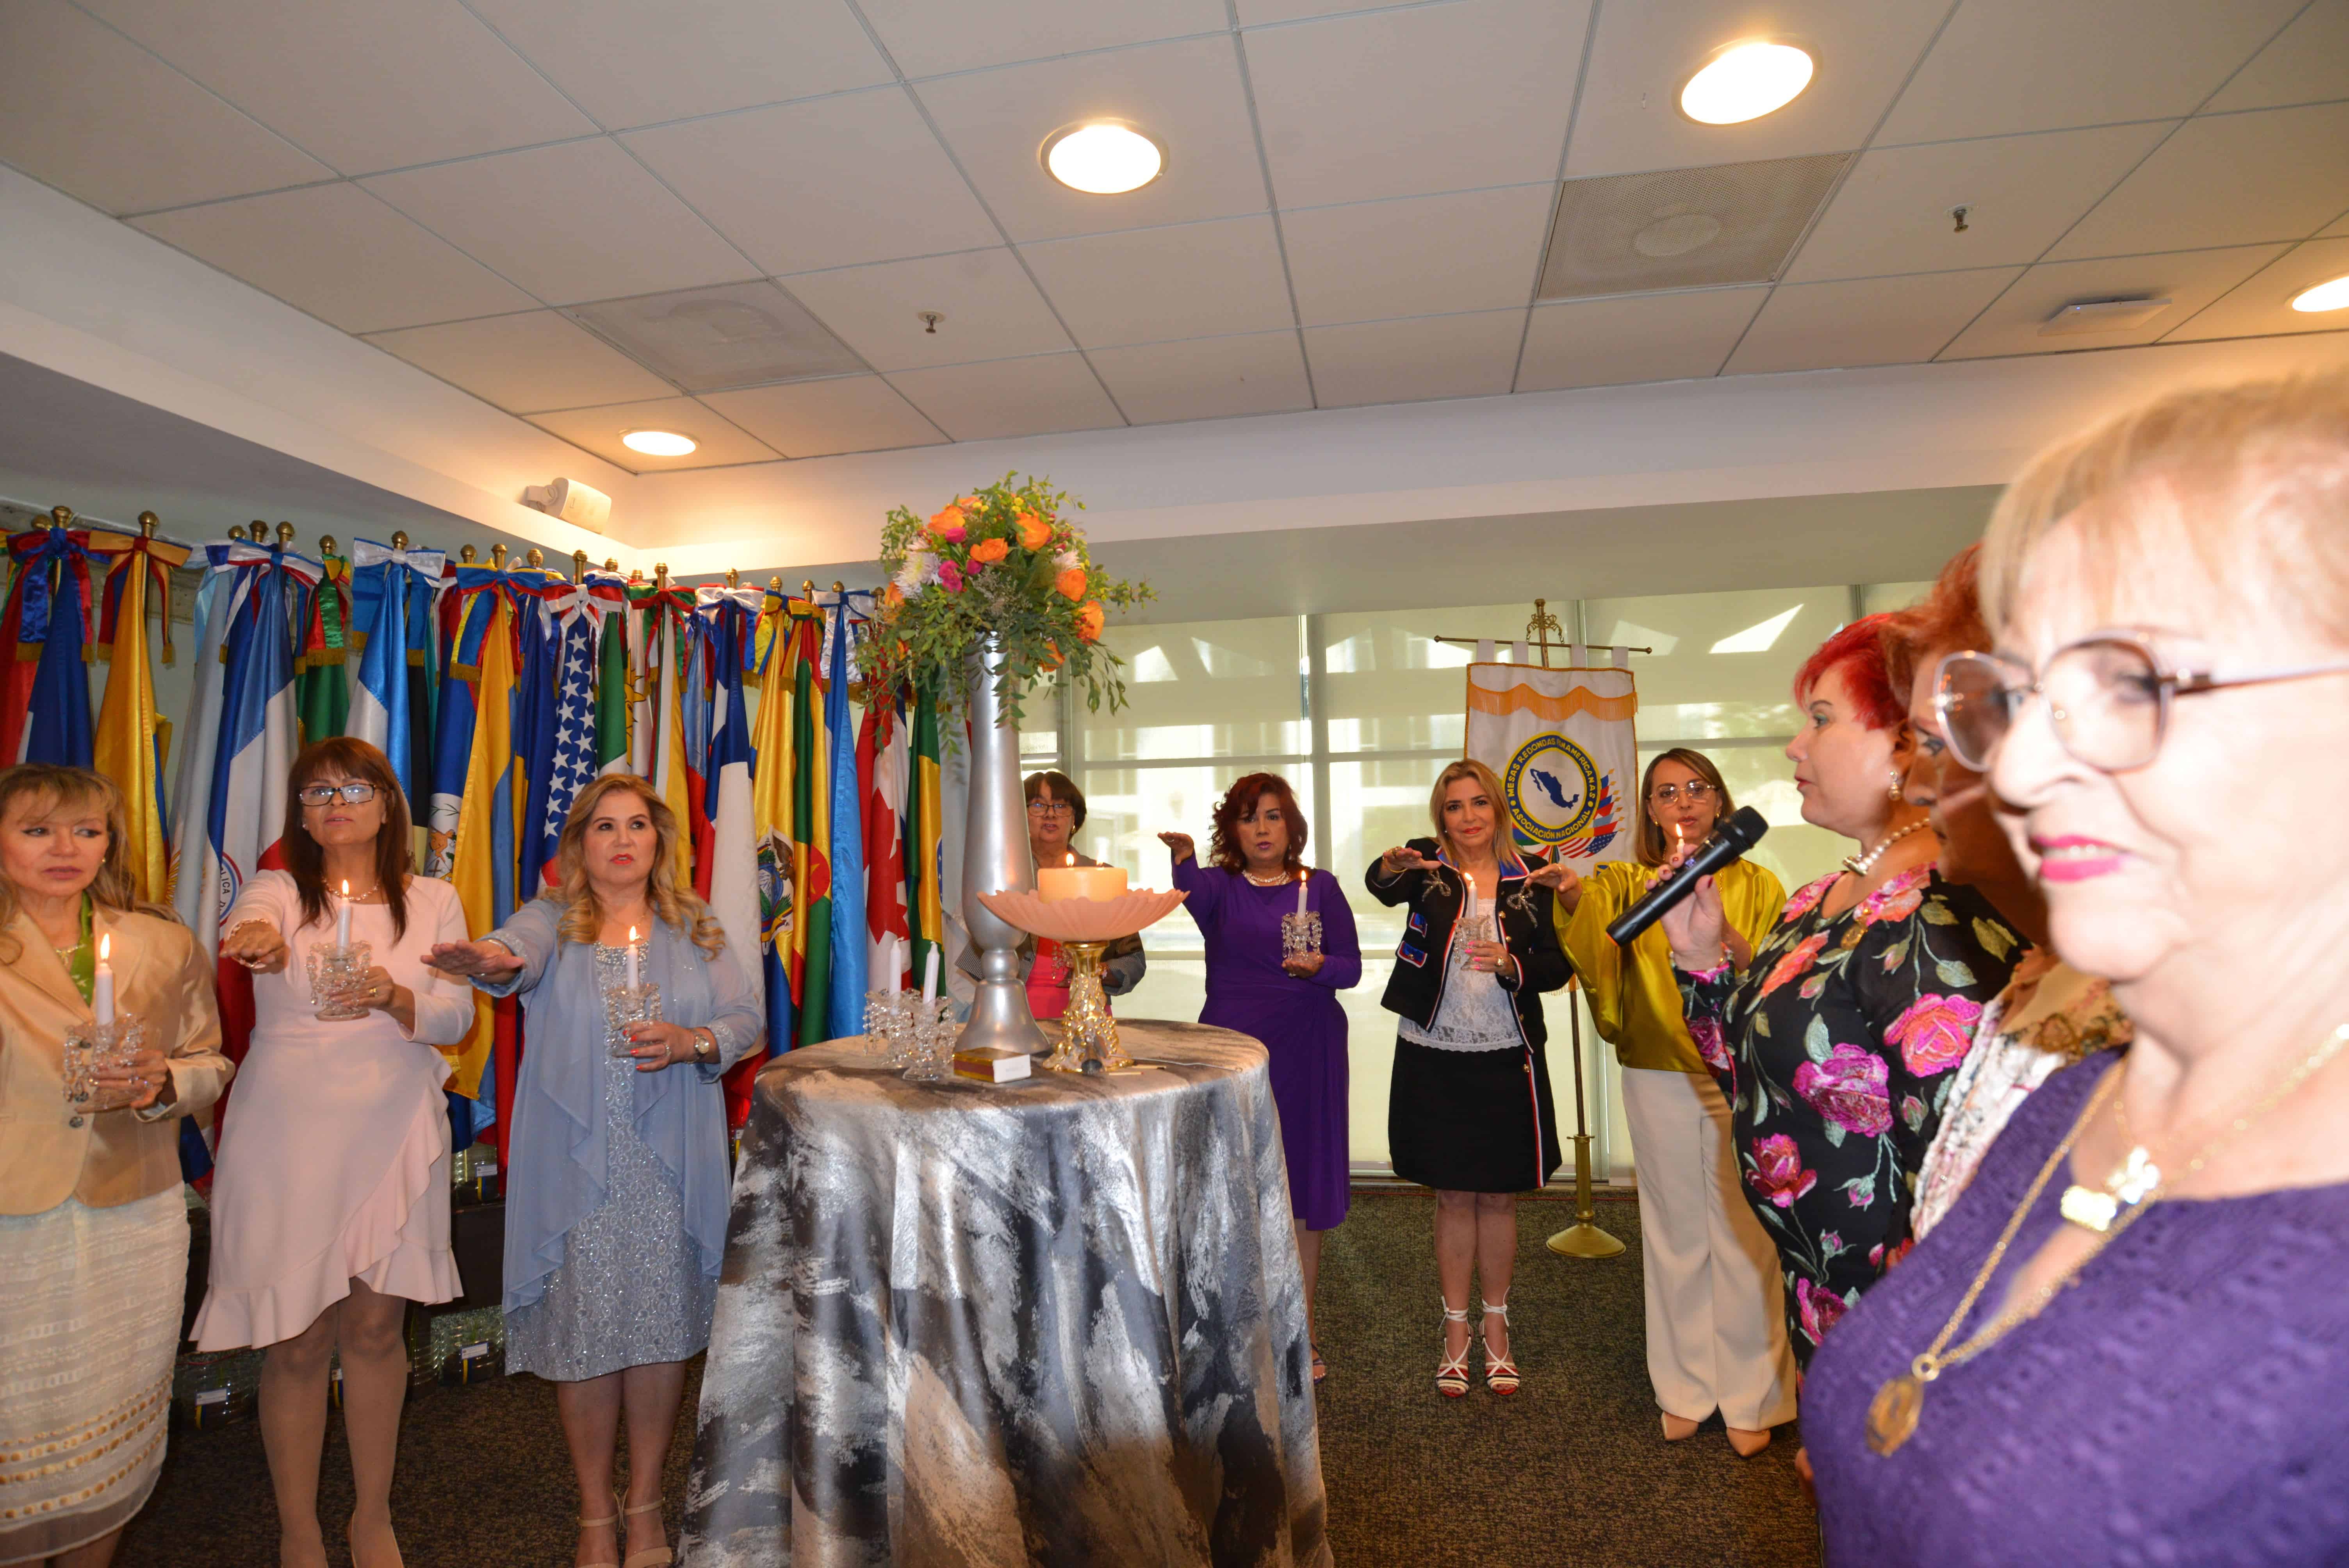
top-left (428, 774), bottom-right (760, 1568)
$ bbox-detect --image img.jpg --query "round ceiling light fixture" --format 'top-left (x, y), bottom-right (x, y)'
top-left (1042, 121), bottom-right (1164, 194)
top-left (621, 429), bottom-right (698, 457)
top-left (2288, 273), bottom-right (2349, 313)
top-left (1680, 41), bottom-right (1815, 125)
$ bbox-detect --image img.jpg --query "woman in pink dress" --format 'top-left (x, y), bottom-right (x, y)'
top-left (192, 738), bottom-right (474, 1568)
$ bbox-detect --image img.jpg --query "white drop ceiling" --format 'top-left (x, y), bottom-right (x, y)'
top-left (2, 0), bottom-right (2345, 478)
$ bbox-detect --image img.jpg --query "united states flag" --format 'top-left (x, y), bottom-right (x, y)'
top-left (533, 594), bottom-right (601, 884)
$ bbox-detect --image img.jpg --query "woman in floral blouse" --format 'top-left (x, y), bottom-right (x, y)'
top-left (1660, 617), bottom-right (2024, 1366)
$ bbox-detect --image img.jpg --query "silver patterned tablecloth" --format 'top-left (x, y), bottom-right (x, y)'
top-left (681, 1019), bottom-right (1331, 1568)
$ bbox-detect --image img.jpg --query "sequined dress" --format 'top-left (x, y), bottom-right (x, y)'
top-left (504, 943), bottom-right (716, 1381)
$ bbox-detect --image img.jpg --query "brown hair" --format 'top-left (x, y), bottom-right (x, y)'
top-left (550, 773), bottom-right (724, 959)
top-left (1882, 544), bottom-right (1991, 701)
top-left (1633, 749), bottom-right (1736, 868)
top-left (1980, 369), bottom-right (2349, 643)
top-left (1208, 772), bottom-right (1308, 875)
top-left (0, 764), bottom-right (146, 964)
top-left (283, 737), bottom-right (413, 943)
top-left (1023, 770), bottom-right (1085, 830)
top-left (1427, 757), bottom-right (1530, 867)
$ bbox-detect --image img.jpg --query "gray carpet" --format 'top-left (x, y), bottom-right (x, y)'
top-left (121, 1191), bottom-right (1817, 1566)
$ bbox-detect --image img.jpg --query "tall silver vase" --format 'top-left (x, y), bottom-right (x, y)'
top-left (958, 634), bottom-right (1052, 1056)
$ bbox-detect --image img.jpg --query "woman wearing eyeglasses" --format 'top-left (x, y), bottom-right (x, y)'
top-left (1015, 771), bottom-right (1142, 1017)
top-left (193, 739), bottom-right (475, 1568)
top-left (1803, 374), bottom-right (2349, 1562)
top-left (1546, 749), bottom-right (1795, 1455)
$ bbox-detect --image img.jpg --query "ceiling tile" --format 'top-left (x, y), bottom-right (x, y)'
top-left (363, 310), bottom-right (677, 412)
top-left (1722, 267), bottom-right (2024, 375)
top-left (1285, 185), bottom-right (1551, 326)
top-left (1516, 287), bottom-right (1765, 392)
top-left (465, 0), bottom-right (891, 130)
top-left (1248, 0), bottom-right (1592, 207)
top-left (700, 376), bottom-right (947, 456)
top-left (363, 140), bottom-right (760, 306)
top-left (1085, 331), bottom-right (1312, 423)
top-left (857, 0), bottom-right (1227, 78)
top-left (1302, 309), bottom-right (1526, 408)
top-left (0, 0), bottom-right (332, 214)
top-left (779, 249), bottom-right (1073, 371)
top-left (624, 91), bottom-right (998, 274)
top-left (886, 354), bottom-right (1123, 441)
top-left (132, 184), bottom-right (537, 332)
top-left (1019, 217), bottom-right (1293, 349)
top-left (913, 36), bottom-right (1267, 242)
top-left (1236, 0), bottom-right (1419, 21)
top-left (80, 0), bottom-right (593, 175)
top-left (2162, 236), bottom-right (2349, 342)
top-left (1563, 0), bottom-right (1946, 181)
top-left (1878, 0), bottom-right (2303, 144)
top-left (1785, 122), bottom-right (2171, 283)
top-left (2323, 212), bottom-right (2349, 241)
top-left (1937, 244), bottom-right (2289, 360)
top-left (2047, 103), bottom-right (2349, 260)
top-left (566, 282), bottom-right (867, 392)
top-left (526, 396), bottom-right (779, 472)
top-left (2204, 0), bottom-right (2349, 114)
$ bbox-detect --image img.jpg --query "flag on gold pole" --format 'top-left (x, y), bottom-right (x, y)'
top-left (91, 516), bottom-right (188, 903)
top-left (749, 585), bottom-right (797, 1056)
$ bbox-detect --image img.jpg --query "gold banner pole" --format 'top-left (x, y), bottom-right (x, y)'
top-left (1548, 975), bottom-right (1625, 1259)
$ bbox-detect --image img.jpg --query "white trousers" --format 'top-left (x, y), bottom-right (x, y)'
top-left (1621, 1067), bottom-right (1798, 1429)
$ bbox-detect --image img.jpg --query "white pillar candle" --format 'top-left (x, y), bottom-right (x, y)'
top-left (93, 933), bottom-right (114, 1027)
top-left (625, 926), bottom-right (641, 992)
top-left (335, 880), bottom-right (353, 949)
top-left (1037, 852), bottom-right (1127, 902)
top-left (920, 946), bottom-right (940, 1005)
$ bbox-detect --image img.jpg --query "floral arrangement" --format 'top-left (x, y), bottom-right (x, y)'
top-left (859, 473), bottom-right (1150, 725)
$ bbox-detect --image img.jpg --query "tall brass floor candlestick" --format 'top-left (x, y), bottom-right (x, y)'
top-left (1549, 976), bottom-right (1626, 1260)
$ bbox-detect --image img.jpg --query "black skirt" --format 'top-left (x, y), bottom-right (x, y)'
top-left (1387, 1035), bottom-right (1563, 1194)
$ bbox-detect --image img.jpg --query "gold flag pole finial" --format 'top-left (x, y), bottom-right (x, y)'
top-left (726, 566), bottom-right (740, 588)
top-left (603, 558), bottom-right (618, 573)
top-left (318, 535), bottom-right (337, 558)
top-left (226, 524), bottom-right (246, 543)
top-left (137, 510), bottom-right (159, 538)
top-left (490, 543), bottom-right (508, 570)
top-left (654, 563), bottom-right (668, 591)
top-left (276, 522), bottom-right (296, 547)
top-left (1526, 598), bottom-right (1565, 669)
top-left (571, 549), bottom-right (587, 583)
top-left (390, 530), bottom-right (410, 551)
top-left (50, 505), bottom-right (74, 528)
top-left (768, 574), bottom-right (782, 595)
top-left (526, 547), bottom-right (545, 570)
top-left (460, 544), bottom-right (477, 564)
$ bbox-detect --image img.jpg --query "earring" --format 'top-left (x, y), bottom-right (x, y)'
top-left (1888, 769), bottom-right (1904, 802)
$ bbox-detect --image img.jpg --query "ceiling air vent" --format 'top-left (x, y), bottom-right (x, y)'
top-left (565, 280), bottom-right (868, 394)
top-left (1536, 152), bottom-right (1852, 301)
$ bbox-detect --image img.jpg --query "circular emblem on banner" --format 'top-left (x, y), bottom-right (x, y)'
top-left (1504, 733), bottom-right (1601, 846)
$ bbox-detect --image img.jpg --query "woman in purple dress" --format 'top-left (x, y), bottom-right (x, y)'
top-left (1161, 772), bottom-right (1359, 1381)
top-left (1802, 371), bottom-right (2349, 1563)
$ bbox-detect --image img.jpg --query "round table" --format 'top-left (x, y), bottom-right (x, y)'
top-left (681, 1019), bottom-right (1331, 1568)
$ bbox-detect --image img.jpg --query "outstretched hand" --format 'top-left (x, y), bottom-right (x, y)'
top-left (424, 939), bottom-right (524, 981)
top-left (1158, 830), bottom-right (1196, 865)
top-left (1379, 844), bottom-right (1436, 877)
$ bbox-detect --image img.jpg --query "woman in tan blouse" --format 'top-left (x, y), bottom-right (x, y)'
top-left (0, 764), bottom-right (231, 1568)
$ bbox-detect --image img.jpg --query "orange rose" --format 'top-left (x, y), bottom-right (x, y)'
top-left (1077, 601), bottom-right (1105, 642)
top-left (1042, 640), bottom-right (1064, 670)
top-left (883, 583), bottom-right (904, 609)
top-left (1055, 567), bottom-right (1088, 601)
top-left (1015, 511), bottom-right (1051, 551)
top-left (969, 536), bottom-right (1009, 564)
top-left (926, 504), bottom-right (967, 542)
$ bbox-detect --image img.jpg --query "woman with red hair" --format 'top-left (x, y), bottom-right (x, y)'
top-left (1658, 615), bottom-right (2025, 1371)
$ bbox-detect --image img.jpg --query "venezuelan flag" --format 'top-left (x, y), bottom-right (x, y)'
top-left (93, 524), bottom-right (188, 904)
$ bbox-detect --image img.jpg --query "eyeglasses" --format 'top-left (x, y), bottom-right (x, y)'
top-left (1025, 800), bottom-right (1073, 818)
top-left (297, 782), bottom-right (380, 806)
top-left (1648, 780), bottom-right (1716, 806)
top-left (1936, 636), bottom-right (2349, 773)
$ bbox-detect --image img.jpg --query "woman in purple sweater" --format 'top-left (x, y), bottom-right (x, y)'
top-left (1800, 372), bottom-right (2349, 1562)
top-left (1162, 772), bottom-right (1360, 1381)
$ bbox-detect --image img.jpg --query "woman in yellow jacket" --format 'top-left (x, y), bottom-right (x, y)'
top-left (1544, 748), bottom-right (1794, 1456)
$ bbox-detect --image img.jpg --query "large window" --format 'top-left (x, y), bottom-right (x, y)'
top-left (1028, 584), bottom-right (1927, 1185)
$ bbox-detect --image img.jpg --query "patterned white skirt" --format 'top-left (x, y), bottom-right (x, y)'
top-left (0, 1190), bottom-right (187, 1564)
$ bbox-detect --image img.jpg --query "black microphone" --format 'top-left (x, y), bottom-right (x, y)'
top-left (1604, 806), bottom-right (1770, 948)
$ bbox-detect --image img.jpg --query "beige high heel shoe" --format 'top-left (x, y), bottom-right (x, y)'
top-left (622, 1496), bottom-right (674, 1568)
top-left (1726, 1425), bottom-right (1773, 1457)
top-left (576, 1496), bottom-right (622, 1568)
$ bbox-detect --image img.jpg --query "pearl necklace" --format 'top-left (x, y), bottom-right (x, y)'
top-left (1842, 818), bottom-right (1927, 877)
top-left (1242, 868), bottom-right (1294, 887)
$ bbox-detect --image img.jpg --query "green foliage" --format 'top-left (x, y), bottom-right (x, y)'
top-left (856, 473), bottom-right (1151, 727)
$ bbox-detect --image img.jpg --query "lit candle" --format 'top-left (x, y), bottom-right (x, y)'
top-left (625, 926), bottom-right (641, 992)
top-left (1037, 852), bottom-right (1128, 902)
top-left (1674, 821), bottom-right (1685, 855)
top-left (93, 933), bottom-right (114, 1027)
top-left (920, 946), bottom-right (939, 1005)
top-left (1461, 881), bottom-right (1478, 934)
top-left (336, 879), bottom-right (353, 949)
top-left (1296, 873), bottom-right (1308, 916)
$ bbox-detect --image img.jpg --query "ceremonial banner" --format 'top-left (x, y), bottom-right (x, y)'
top-left (168, 547), bottom-right (238, 932)
top-left (2, 526), bottom-right (100, 766)
top-left (93, 525), bottom-right (187, 903)
top-left (749, 588), bottom-right (796, 1058)
top-left (348, 537), bottom-right (446, 811)
top-left (1464, 662), bottom-right (1638, 871)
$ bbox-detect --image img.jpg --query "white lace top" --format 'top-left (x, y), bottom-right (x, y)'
top-left (1398, 921), bottom-right (1522, 1053)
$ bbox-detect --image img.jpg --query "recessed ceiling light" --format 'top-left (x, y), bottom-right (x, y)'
top-left (621, 429), bottom-right (697, 457)
top-left (2289, 273), bottom-right (2349, 313)
top-left (1042, 122), bottom-right (1164, 194)
top-left (1681, 41), bottom-right (1815, 125)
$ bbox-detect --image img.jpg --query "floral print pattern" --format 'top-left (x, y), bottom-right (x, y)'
top-left (1682, 865), bottom-right (2023, 1362)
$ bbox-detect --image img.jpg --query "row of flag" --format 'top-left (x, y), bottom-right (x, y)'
top-left (3, 511), bottom-right (964, 1171)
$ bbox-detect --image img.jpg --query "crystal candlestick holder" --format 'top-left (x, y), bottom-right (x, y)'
top-left (864, 988), bottom-right (919, 1064)
top-left (1280, 910), bottom-right (1323, 960)
top-left (62, 1014), bottom-right (145, 1111)
top-left (307, 942), bottom-right (374, 1021)
top-left (902, 996), bottom-right (957, 1083)
top-left (604, 983), bottom-right (664, 1059)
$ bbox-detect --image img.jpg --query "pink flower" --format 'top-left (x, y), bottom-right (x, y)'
top-left (936, 558), bottom-right (965, 593)
top-left (1859, 868), bottom-right (1928, 925)
top-left (1782, 873), bottom-right (1836, 922)
top-left (1795, 1277), bottom-right (1850, 1346)
top-left (1745, 1134), bottom-right (1817, 1209)
top-left (1760, 933), bottom-right (1829, 998)
top-left (1868, 1237), bottom-right (1915, 1272)
top-left (1793, 1044), bottom-right (1892, 1137)
top-left (1688, 1017), bottom-right (1731, 1073)
top-left (1886, 993), bottom-right (1984, 1078)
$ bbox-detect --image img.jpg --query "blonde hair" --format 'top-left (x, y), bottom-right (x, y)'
top-left (1428, 757), bottom-right (1529, 866)
top-left (549, 774), bottom-right (725, 959)
top-left (1980, 369), bottom-right (2349, 644)
top-left (0, 764), bottom-right (151, 964)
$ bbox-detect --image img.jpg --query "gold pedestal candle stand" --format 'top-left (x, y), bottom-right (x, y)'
top-left (1043, 939), bottom-right (1131, 1073)
top-left (1547, 976), bottom-right (1626, 1260)
top-left (975, 887), bottom-right (1189, 1075)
